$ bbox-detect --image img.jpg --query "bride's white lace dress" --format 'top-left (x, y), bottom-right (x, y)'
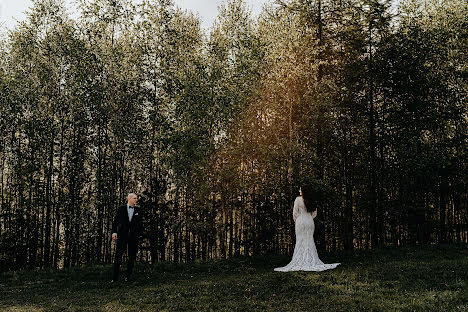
top-left (275, 196), bottom-right (340, 272)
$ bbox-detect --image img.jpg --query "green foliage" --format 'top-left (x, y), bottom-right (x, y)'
top-left (0, 0), bottom-right (466, 270)
top-left (0, 230), bottom-right (16, 272)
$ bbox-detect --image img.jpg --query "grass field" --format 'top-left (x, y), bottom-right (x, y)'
top-left (1, 244), bottom-right (467, 311)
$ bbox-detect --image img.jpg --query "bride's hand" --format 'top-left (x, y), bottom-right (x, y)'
top-left (312, 210), bottom-right (317, 218)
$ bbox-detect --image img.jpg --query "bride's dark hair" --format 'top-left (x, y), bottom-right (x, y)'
top-left (301, 184), bottom-right (320, 213)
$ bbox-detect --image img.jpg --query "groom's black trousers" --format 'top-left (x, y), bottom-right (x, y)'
top-left (113, 236), bottom-right (138, 281)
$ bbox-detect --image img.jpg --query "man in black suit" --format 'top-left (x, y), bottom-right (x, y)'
top-left (111, 193), bottom-right (143, 282)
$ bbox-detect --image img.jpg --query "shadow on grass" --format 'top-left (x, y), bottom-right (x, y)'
top-left (336, 244), bottom-right (468, 291)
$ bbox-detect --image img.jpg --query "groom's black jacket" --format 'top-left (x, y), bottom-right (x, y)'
top-left (112, 204), bottom-right (143, 242)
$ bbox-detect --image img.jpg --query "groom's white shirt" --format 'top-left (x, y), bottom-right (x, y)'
top-left (127, 203), bottom-right (134, 222)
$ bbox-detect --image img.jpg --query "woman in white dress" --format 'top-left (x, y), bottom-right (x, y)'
top-left (275, 184), bottom-right (340, 272)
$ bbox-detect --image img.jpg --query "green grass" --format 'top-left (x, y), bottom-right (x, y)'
top-left (1, 244), bottom-right (467, 311)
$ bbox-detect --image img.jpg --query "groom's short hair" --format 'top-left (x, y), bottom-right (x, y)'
top-left (127, 193), bottom-right (137, 199)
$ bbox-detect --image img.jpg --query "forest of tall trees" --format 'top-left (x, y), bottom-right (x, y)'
top-left (0, 0), bottom-right (466, 271)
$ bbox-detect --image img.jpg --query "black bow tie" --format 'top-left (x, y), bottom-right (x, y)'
top-left (129, 206), bottom-right (134, 209)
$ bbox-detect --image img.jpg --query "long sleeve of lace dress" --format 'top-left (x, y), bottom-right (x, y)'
top-left (293, 197), bottom-right (301, 221)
